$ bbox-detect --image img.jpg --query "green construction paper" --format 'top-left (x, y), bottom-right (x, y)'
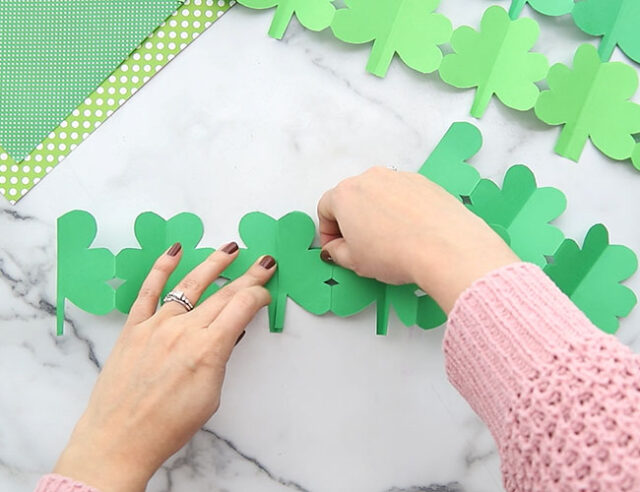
top-left (329, 266), bottom-right (445, 335)
top-left (545, 224), bottom-right (637, 334)
top-left (418, 121), bottom-right (482, 198)
top-left (439, 6), bottom-right (549, 118)
top-left (508, 0), bottom-right (574, 20)
top-left (468, 165), bottom-right (566, 267)
top-left (223, 212), bottom-right (333, 332)
top-left (54, 123), bottom-right (638, 336)
top-left (535, 44), bottom-right (640, 162)
top-left (572, 0), bottom-right (640, 63)
top-left (0, 0), bottom-right (182, 162)
top-left (331, 0), bottom-right (452, 78)
top-left (57, 210), bottom-right (116, 335)
top-left (115, 213), bottom-right (215, 314)
top-left (237, 0), bottom-right (335, 39)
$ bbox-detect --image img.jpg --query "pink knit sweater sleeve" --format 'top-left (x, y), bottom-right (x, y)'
top-left (34, 474), bottom-right (98, 492)
top-left (444, 262), bottom-right (640, 491)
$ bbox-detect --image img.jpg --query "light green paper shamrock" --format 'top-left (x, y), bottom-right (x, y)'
top-left (508, 0), bottom-right (574, 20)
top-left (439, 6), bottom-right (549, 118)
top-left (331, 0), bottom-right (452, 77)
top-left (115, 212), bottom-right (215, 313)
top-left (545, 224), bottom-right (637, 334)
top-left (57, 210), bottom-right (116, 335)
top-left (237, 0), bottom-right (335, 39)
top-left (572, 0), bottom-right (640, 63)
top-left (223, 211), bottom-right (333, 332)
top-left (535, 44), bottom-right (640, 162)
top-left (468, 165), bottom-right (566, 267)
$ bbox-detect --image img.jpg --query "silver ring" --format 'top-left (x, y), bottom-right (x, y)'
top-left (387, 165), bottom-right (398, 171)
top-left (162, 290), bottom-right (194, 312)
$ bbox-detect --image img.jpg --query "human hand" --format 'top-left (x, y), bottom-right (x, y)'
top-left (54, 243), bottom-right (277, 492)
top-left (318, 167), bottom-right (518, 312)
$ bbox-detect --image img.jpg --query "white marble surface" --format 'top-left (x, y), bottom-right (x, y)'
top-left (2, 2), bottom-right (640, 491)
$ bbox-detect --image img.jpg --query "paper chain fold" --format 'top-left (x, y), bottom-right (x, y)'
top-left (237, 0), bottom-right (640, 168)
top-left (56, 122), bottom-right (638, 336)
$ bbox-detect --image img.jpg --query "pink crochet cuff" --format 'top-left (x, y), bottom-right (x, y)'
top-left (443, 262), bottom-right (605, 442)
top-left (34, 474), bottom-right (99, 492)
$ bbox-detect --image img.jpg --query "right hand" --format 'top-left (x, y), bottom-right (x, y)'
top-left (317, 167), bottom-right (519, 312)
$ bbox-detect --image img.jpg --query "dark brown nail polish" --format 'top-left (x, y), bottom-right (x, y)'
top-left (234, 331), bottom-right (246, 346)
top-left (259, 255), bottom-right (276, 269)
top-left (320, 249), bottom-right (333, 264)
top-left (167, 242), bottom-right (182, 257)
top-left (221, 241), bottom-right (239, 254)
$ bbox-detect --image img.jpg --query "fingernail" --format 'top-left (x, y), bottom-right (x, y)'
top-left (320, 250), bottom-right (333, 264)
top-left (259, 255), bottom-right (276, 269)
top-left (221, 241), bottom-right (239, 254)
top-left (167, 242), bottom-right (182, 257)
top-left (234, 331), bottom-right (246, 346)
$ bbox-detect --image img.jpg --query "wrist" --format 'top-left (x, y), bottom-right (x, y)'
top-left (54, 436), bottom-right (153, 492)
top-left (411, 239), bottom-right (519, 314)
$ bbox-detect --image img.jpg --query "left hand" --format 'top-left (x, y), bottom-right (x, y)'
top-left (54, 243), bottom-right (276, 492)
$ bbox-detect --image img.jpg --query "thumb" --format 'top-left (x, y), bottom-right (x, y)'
top-left (321, 238), bottom-right (355, 271)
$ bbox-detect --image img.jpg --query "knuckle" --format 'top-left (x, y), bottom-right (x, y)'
top-left (180, 277), bottom-right (201, 292)
top-left (234, 289), bottom-right (259, 311)
top-left (137, 286), bottom-right (157, 299)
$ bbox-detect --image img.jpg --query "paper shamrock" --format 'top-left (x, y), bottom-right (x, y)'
top-left (467, 165), bottom-right (566, 267)
top-left (237, 0), bottom-right (335, 39)
top-left (223, 211), bottom-right (332, 332)
top-left (439, 6), bottom-right (549, 118)
top-left (57, 210), bottom-right (116, 335)
top-left (572, 0), bottom-right (640, 64)
top-left (508, 0), bottom-right (575, 20)
top-left (418, 121), bottom-right (481, 198)
top-left (331, 0), bottom-right (452, 78)
top-left (115, 212), bottom-right (215, 313)
top-left (545, 224), bottom-right (638, 334)
top-left (535, 44), bottom-right (640, 162)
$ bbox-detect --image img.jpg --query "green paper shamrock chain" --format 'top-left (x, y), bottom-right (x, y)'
top-left (236, 0), bottom-right (640, 168)
top-left (57, 122), bottom-right (637, 337)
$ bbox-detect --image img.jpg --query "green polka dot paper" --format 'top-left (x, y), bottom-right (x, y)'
top-left (0, 0), bottom-right (234, 205)
top-left (0, 0), bottom-right (183, 162)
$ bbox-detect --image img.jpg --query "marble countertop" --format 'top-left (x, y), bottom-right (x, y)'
top-left (2, 2), bottom-right (640, 491)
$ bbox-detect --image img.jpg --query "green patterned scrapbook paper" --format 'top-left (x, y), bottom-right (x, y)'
top-left (0, 1), bottom-right (183, 162)
top-left (0, 0), bottom-right (234, 205)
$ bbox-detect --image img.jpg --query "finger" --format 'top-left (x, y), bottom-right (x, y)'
top-left (189, 255), bottom-right (276, 324)
top-left (160, 242), bottom-right (241, 317)
top-left (128, 242), bottom-right (183, 325)
top-left (317, 188), bottom-right (342, 246)
top-left (206, 285), bottom-right (271, 358)
top-left (321, 238), bottom-right (355, 271)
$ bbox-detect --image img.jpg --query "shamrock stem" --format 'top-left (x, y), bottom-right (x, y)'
top-left (508, 0), bottom-right (526, 19)
top-left (376, 288), bottom-right (389, 336)
top-left (470, 86), bottom-right (493, 118)
top-left (597, 32), bottom-right (616, 62)
top-left (272, 292), bottom-right (287, 332)
top-left (366, 38), bottom-right (395, 78)
top-left (268, 2), bottom-right (295, 39)
top-left (555, 123), bottom-right (588, 162)
top-left (56, 294), bottom-right (65, 336)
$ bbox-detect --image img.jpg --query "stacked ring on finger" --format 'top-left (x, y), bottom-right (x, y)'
top-left (162, 290), bottom-right (194, 312)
